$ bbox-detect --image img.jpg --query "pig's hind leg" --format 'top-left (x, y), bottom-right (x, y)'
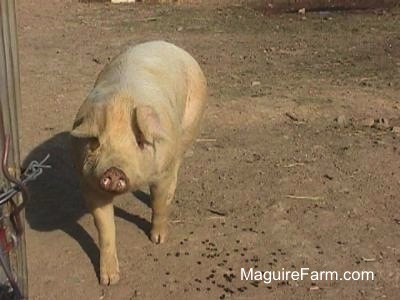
top-left (83, 185), bottom-right (120, 285)
top-left (149, 161), bottom-right (180, 244)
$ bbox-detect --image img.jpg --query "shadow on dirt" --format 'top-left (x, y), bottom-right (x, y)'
top-left (23, 131), bottom-right (151, 280)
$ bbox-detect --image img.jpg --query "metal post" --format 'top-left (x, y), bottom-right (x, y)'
top-left (0, 0), bottom-right (28, 298)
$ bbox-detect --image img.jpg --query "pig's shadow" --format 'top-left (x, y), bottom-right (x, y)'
top-left (24, 132), bottom-right (151, 280)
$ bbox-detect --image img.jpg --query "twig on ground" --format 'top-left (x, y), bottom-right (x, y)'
top-left (285, 195), bottom-right (324, 201)
top-left (283, 162), bottom-right (305, 168)
top-left (361, 257), bottom-right (376, 262)
top-left (276, 159), bottom-right (316, 168)
top-left (196, 138), bottom-right (217, 142)
top-left (207, 209), bottom-right (227, 216)
top-left (170, 219), bottom-right (184, 224)
top-left (135, 17), bottom-right (160, 22)
top-left (285, 112), bottom-right (299, 121)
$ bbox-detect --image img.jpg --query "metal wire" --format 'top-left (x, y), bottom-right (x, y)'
top-left (0, 136), bottom-right (50, 300)
top-left (0, 153), bottom-right (51, 205)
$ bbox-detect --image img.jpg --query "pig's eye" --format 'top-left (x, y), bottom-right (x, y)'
top-left (88, 138), bottom-right (100, 151)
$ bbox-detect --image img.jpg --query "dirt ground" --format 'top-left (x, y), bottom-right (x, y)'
top-left (16, 0), bottom-right (400, 299)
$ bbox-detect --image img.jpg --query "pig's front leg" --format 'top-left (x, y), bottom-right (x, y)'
top-left (149, 163), bottom-right (179, 244)
top-left (83, 185), bottom-right (120, 285)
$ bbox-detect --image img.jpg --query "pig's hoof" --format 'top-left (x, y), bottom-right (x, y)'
top-left (100, 257), bottom-right (120, 285)
top-left (150, 226), bottom-right (168, 244)
top-left (100, 270), bottom-right (120, 286)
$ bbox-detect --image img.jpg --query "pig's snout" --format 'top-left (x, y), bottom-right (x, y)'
top-left (100, 167), bottom-right (129, 193)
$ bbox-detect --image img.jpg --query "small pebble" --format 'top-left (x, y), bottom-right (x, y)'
top-left (335, 115), bottom-right (347, 127)
top-left (392, 126), bottom-right (400, 134)
top-left (361, 118), bottom-right (375, 127)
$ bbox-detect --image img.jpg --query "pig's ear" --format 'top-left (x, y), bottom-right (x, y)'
top-left (135, 105), bottom-right (168, 145)
top-left (71, 117), bottom-right (99, 138)
top-left (71, 111), bottom-right (100, 138)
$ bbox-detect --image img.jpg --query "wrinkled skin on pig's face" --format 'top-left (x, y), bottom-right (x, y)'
top-left (81, 135), bottom-right (149, 194)
top-left (71, 96), bottom-right (168, 194)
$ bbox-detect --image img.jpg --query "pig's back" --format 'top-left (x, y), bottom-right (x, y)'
top-left (89, 41), bottom-right (205, 126)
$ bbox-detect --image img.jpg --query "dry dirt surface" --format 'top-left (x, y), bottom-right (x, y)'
top-left (17, 0), bottom-right (400, 299)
